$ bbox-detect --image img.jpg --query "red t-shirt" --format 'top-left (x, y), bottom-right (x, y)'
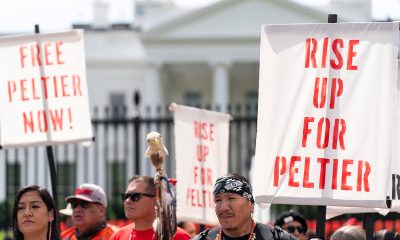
top-left (110, 223), bottom-right (190, 240)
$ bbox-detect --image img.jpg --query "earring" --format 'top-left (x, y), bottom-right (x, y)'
top-left (48, 221), bottom-right (52, 240)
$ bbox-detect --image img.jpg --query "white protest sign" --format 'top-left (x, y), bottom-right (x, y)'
top-left (254, 22), bottom-right (399, 208)
top-left (0, 30), bottom-right (93, 148)
top-left (327, 60), bottom-right (400, 218)
top-left (173, 103), bottom-right (230, 225)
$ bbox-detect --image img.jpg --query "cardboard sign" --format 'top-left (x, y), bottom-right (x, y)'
top-left (253, 22), bottom-right (399, 208)
top-left (173, 104), bottom-right (230, 225)
top-left (0, 30), bottom-right (93, 148)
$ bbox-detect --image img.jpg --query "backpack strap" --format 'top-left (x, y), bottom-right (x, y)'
top-left (196, 227), bottom-right (220, 240)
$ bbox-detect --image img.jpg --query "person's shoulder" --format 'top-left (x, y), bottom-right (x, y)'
top-left (192, 227), bottom-right (219, 240)
top-left (174, 227), bottom-right (191, 240)
top-left (106, 223), bottom-right (120, 232)
top-left (97, 224), bottom-right (120, 239)
top-left (257, 223), bottom-right (298, 240)
top-left (61, 226), bottom-right (77, 238)
top-left (110, 223), bottom-right (134, 239)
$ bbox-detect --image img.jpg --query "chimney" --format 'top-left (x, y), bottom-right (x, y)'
top-left (93, 0), bottom-right (109, 29)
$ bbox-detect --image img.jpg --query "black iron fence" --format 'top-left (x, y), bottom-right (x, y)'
top-left (0, 103), bottom-right (258, 229)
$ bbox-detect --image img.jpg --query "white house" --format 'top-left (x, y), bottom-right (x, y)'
top-left (1, 0), bottom-right (383, 202)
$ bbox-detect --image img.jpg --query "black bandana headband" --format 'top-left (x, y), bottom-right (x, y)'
top-left (213, 175), bottom-right (254, 203)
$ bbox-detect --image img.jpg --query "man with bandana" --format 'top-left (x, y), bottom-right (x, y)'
top-left (193, 173), bottom-right (297, 240)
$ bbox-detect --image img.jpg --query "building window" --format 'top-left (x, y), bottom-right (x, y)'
top-left (184, 92), bottom-right (201, 108)
top-left (110, 93), bottom-right (126, 119)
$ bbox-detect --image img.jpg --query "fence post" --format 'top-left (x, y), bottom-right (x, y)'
top-left (133, 91), bottom-right (141, 174)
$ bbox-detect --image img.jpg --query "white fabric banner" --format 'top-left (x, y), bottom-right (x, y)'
top-left (327, 60), bottom-right (400, 218)
top-left (0, 30), bottom-right (93, 148)
top-left (173, 104), bottom-right (230, 225)
top-left (254, 22), bottom-right (399, 208)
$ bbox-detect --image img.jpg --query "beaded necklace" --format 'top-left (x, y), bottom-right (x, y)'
top-left (216, 221), bottom-right (256, 240)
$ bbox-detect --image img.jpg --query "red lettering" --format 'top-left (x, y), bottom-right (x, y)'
top-left (20, 79), bottom-right (29, 101)
top-left (303, 157), bottom-right (314, 188)
top-left (305, 38), bottom-right (317, 68)
top-left (20, 46), bottom-right (27, 68)
top-left (332, 119), bottom-right (346, 150)
top-left (332, 159), bottom-right (338, 190)
top-left (313, 77), bottom-right (328, 108)
top-left (321, 37), bottom-right (329, 68)
top-left (330, 39), bottom-right (344, 69)
top-left (302, 117), bottom-right (314, 148)
top-left (317, 158), bottom-right (330, 189)
top-left (196, 144), bottom-right (209, 162)
top-left (317, 118), bottom-right (330, 149)
top-left (185, 188), bottom-right (214, 208)
top-left (272, 155), bottom-right (371, 192)
top-left (7, 81), bottom-right (16, 102)
top-left (357, 160), bottom-right (371, 192)
top-left (50, 109), bottom-right (63, 131)
top-left (31, 78), bottom-right (40, 100)
top-left (60, 75), bottom-right (70, 97)
top-left (55, 42), bottom-right (65, 65)
top-left (23, 112), bottom-right (34, 133)
top-left (304, 37), bottom-right (359, 70)
top-left (341, 159), bottom-right (353, 190)
top-left (72, 75), bottom-right (83, 96)
top-left (347, 40), bottom-right (359, 70)
top-left (363, 161), bottom-right (371, 192)
top-left (288, 156), bottom-right (300, 187)
top-left (38, 110), bottom-right (48, 133)
top-left (41, 77), bottom-right (49, 98)
top-left (329, 78), bottom-right (343, 109)
top-left (30, 44), bottom-right (41, 67)
top-left (193, 166), bottom-right (213, 185)
top-left (44, 43), bottom-right (53, 65)
top-left (274, 156), bottom-right (287, 186)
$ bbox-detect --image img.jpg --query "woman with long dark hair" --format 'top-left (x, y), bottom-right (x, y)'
top-left (12, 185), bottom-right (60, 240)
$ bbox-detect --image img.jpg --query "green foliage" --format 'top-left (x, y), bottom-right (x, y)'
top-left (107, 199), bottom-right (126, 220)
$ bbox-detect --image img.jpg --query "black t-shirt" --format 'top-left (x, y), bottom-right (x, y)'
top-left (193, 223), bottom-right (298, 240)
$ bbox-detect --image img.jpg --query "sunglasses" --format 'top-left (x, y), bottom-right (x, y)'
top-left (121, 192), bottom-right (155, 202)
top-left (286, 226), bottom-right (306, 234)
top-left (70, 200), bottom-right (91, 209)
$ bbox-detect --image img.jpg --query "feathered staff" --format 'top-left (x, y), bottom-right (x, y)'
top-left (145, 131), bottom-right (177, 240)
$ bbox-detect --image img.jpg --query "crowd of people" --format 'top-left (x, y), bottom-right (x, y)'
top-left (10, 172), bottom-right (400, 240)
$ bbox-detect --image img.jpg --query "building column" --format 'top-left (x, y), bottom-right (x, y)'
top-left (143, 61), bottom-right (163, 116)
top-left (210, 60), bottom-right (232, 113)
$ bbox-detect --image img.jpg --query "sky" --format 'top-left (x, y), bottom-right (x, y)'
top-left (0, 0), bottom-right (399, 33)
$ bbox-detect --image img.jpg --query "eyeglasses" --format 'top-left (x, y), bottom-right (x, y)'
top-left (121, 192), bottom-right (155, 202)
top-left (70, 200), bottom-right (90, 209)
top-left (285, 226), bottom-right (306, 234)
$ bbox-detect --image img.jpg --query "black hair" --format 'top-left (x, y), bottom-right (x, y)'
top-left (128, 175), bottom-right (156, 195)
top-left (12, 185), bottom-right (60, 240)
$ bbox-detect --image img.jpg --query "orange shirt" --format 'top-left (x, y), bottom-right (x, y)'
top-left (62, 224), bottom-right (119, 240)
top-left (110, 223), bottom-right (190, 240)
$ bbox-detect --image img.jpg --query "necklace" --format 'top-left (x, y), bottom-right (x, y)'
top-left (216, 221), bottom-right (256, 240)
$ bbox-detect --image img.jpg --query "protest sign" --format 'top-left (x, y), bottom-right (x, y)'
top-left (0, 30), bottom-right (93, 148)
top-left (173, 103), bottom-right (230, 224)
top-left (253, 22), bottom-right (399, 208)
